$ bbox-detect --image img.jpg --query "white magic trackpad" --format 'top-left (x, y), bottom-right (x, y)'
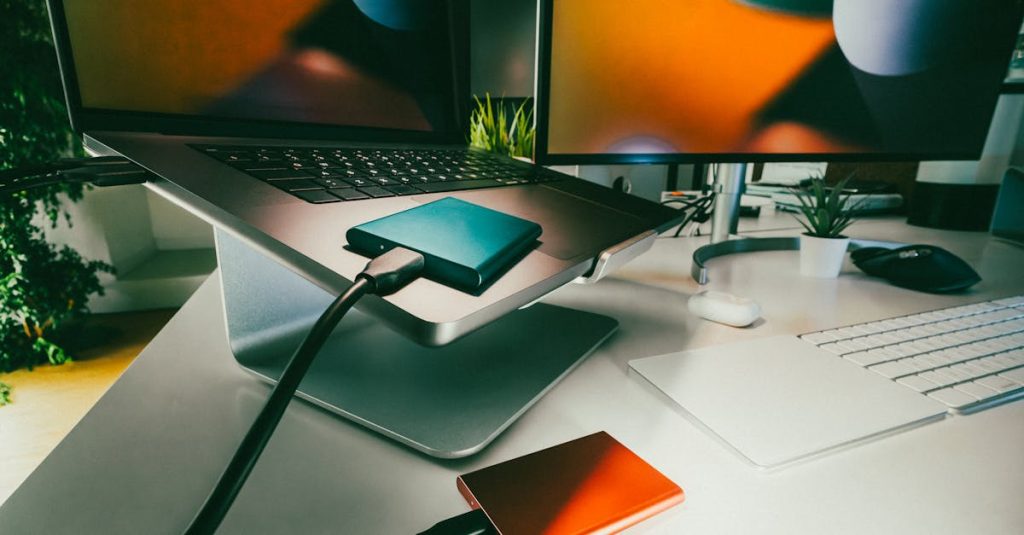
top-left (629, 336), bottom-right (947, 468)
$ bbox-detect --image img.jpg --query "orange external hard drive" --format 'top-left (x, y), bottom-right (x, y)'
top-left (456, 431), bottom-right (684, 535)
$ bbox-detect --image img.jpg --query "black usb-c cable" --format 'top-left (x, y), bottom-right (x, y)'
top-left (184, 247), bottom-right (426, 535)
top-left (0, 156), bottom-right (149, 194)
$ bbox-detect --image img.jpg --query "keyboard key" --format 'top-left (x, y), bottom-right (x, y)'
top-left (867, 348), bottom-right (901, 362)
top-left (249, 168), bottom-right (311, 180)
top-left (887, 344), bottom-right (917, 358)
top-left (870, 360), bottom-right (918, 379)
top-left (845, 351), bottom-right (885, 367)
top-left (357, 186), bottom-right (395, 198)
top-left (896, 374), bottom-right (940, 393)
top-left (999, 367), bottom-right (1024, 383)
top-left (417, 178), bottom-right (503, 193)
top-left (385, 184), bottom-right (422, 196)
top-left (315, 178), bottom-right (349, 189)
top-left (833, 327), bottom-right (863, 339)
top-left (854, 334), bottom-right (889, 349)
top-left (281, 180), bottom-right (323, 192)
top-left (954, 382), bottom-right (1000, 401)
top-left (1003, 350), bottom-right (1024, 366)
top-left (819, 329), bottom-right (844, 340)
top-left (800, 332), bottom-right (836, 345)
top-left (975, 375), bottom-right (1022, 393)
top-left (293, 189), bottom-right (341, 204)
top-left (928, 387), bottom-right (978, 409)
top-left (913, 353), bottom-right (949, 369)
top-left (912, 338), bottom-right (945, 351)
top-left (346, 177), bottom-right (373, 188)
top-left (232, 161), bottom-right (286, 171)
top-left (857, 322), bottom-right (886, 334)
top-left (818, 343), bottom-right (847, 355)
top-left (836, 339), bottom-right (872, 353)
top-left (919, 369), bottom-right (958, 388)
top-left (936, 366), bottom-right (973, 382)
top-left (330, 188), bottom-right (369, 201)
top-left (901, 356), bottom-right (935, 372)
top-left (950, 362), bottom-right (988, 379)
top-left (887, 329), bottom-right (916, 343)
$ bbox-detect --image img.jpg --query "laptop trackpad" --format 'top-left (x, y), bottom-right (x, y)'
top-left (413, 186), bottom-right (646, 260)
top-left (629, 336), bottom-right (948, 468)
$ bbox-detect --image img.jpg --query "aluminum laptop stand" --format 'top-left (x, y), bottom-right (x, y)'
top-left (215, 229), bottom-right (617, 458)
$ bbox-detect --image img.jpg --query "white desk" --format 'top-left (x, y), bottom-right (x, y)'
top-left (1, 217), bottom-right (1022, 534)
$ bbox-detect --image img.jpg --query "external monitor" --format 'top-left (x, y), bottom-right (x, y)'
top-left (535, 0), bottom-right (1024, 166)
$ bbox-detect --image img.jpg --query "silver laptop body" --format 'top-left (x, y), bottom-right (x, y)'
top-left (49, 0), bottom-right (681, 345)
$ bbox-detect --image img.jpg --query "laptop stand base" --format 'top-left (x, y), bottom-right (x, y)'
top-left (215, 229), bottom-right (617, 458)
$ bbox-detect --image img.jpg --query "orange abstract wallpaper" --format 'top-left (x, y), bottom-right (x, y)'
top-left (62, 0), bottom-right (455, 131)
top-left (545, 0), bottom-right (1019, 157)
top-left (65, 0), bottom-right (324, 114)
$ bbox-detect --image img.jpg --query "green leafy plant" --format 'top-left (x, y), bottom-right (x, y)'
top-left (468, 93), bottom-right (535, 159)
top-left (791, 175), bottom-right (861, 239)
top-left (1, 0), bottom-right (113, 405)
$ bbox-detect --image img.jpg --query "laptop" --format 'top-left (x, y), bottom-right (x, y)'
top-left (47, 0), bottom-right (680, 344)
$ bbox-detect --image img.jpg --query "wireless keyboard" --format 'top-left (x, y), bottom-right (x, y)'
top-left (192, 144), bottom-right (565, 204)
top-left (799, 295), bottom-right (1024, 412)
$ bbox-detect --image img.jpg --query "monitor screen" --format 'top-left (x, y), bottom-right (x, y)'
top-left (59, 0), bottom-right (462, 135)
top-left (536, 0), bottom-right (1023, 164)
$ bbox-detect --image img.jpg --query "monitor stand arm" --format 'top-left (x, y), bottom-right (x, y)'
top-left (692, 163), bottom-right (906, 283)
top-left (215, 229), bottom-right (617, 458)
top-left (710, 163), bottom-right (746, 244)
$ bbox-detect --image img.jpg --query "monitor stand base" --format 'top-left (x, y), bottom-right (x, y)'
top-left (216, 229), bottom-right (617, 458)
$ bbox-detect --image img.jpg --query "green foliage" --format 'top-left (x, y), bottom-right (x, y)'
top-left (791, 175), bottom-right (861, 239)
top-left (0, 380), bottom-right (10, 405)
top-left (468, 94), bottom-right (535, 159)
top-left (1, 0), bottom-right (113, 397)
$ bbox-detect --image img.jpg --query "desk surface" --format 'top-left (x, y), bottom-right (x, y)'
top-left (0, 310), bottom-right (175, 505)
top-left (1, 217), bottom-right (1022, 534)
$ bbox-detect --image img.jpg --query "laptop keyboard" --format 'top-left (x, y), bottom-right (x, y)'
top-left (191, 144), bottom-right (565, 204)
top-left (799, 295), bottom-right (1024, 412)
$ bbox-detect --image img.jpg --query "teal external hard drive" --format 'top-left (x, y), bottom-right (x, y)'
top-left (346, 197), bottom-right (542, 292)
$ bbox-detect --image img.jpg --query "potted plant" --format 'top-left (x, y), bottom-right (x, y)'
top-left (0, 0), bottom-right (112, 405)
top-left (792, 176), bottom-right (860, 278)
top-left (468, 93), bottom-right (535, 161)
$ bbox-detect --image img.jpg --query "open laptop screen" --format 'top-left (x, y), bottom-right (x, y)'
top-left (57, 0), bottom-right (464, 137)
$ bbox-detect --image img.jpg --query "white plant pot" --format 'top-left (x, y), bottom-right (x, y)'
top-left (799, 234), bottom-right (850, 278)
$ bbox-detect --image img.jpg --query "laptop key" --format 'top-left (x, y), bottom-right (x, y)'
top-left (282, 180), bottom-right (324, 192)
top-left (1001, 367), bottom-right (1024, 383)
top-left (330, 188), bottom-right (369, 201)
top-left (928, 387), bottom-right (977, 408)
top-left (249, 169), bottom-right (311, 180)
top-left (844, 351), bottom-right (885, 367)
top-left (975, 374), bottom-right (1022, 393)
top-left (870, 360), bottom-right (917, 379)
top-left (293, 189), bottom-right (341, 204)
top-left (358, 186), bottom-right (395, 198)
top-left (315, 178), bottom-right (349, 189)
top-left (386, 184), bottom-right (422, 196)
top-left (417, 178), bottom-right (503, 193)
top-left (896, 374), bottom-right (940, 393)
top-left (954, 382), bottom-right (1000, 401)
top-left (346, 177), bottom-right (373, 188)
top-left (229, 161), bottom-right (285, 171)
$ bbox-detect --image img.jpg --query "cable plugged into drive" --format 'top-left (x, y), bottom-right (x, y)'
top-left (184, 247), bottom-right (426, 535)
top-left (185, 197), bottom-right (540, 534)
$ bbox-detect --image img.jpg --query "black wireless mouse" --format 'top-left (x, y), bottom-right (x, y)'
top-left (851, 245), bottom-right (981, 293)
